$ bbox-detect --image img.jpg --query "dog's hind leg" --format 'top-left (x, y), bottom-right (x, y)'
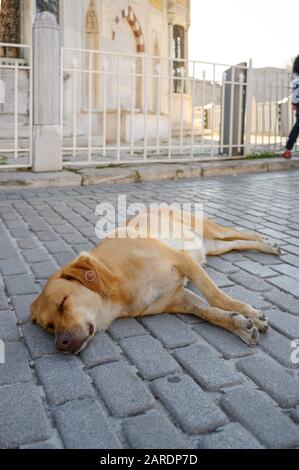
top-left (205, 239), bottom-right (281, 256)
top-left (167, 289), bottom-right (260, 346)
top-left (175, 251), bottom-right (268, 332)
top-left (203, 218), bottom-right (263, 241)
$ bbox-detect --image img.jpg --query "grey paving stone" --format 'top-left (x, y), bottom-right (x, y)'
top-left (268, 276), bottom-right (299, 297)
top-left (22, 322), bottom-right (57, 358)
top-left (193, 323), bottom-right (255, 359)
top-left (123, 410), bottom-right (188, 449)
top-left (120, 335), bottom-right (181, 380)
top-left (35, 355), bottom-right (95, 405)
top-left (11, 294), bottom-right (36, 323)
top-left (90, 361), bottom-right (155, 417)
top-left (236, 260), bottom-right (277, 277)
top-left (36, 230), bottom-right (59, 242)
top-left (206, 258), bottom-right (238, 274)
top-left (267, 308), bottom-right (299, 339)
top-left (151, 374), bottom-right (228, 434)
top-left (53, 400), bottom-right (121, 449)
top-left (44, 240), bottom-right (69, 254)
top-left (20, 435), bottom-right (63, 449)
top-left (290, 407), bottom-right (299, 424)
top-left (264, 288), bottom-right (299, 315)
top-left (228, 270), bottom-right (271, 292)
top-left (140, 314), bottom-right (198, 349)
top-left (237, 355), bottom-right (299, 407)
top-left (52, 250), bottom-right (76, 267)
top-left (0, 383), bottom-right (52, 448)
top-left (0, 285), bottom-right (9, 310)
top-left (205, 267), bottom-right (234, 288)
top-left (108, 317), bottom-right (148, 340)
top-left (273, 263), bottom-right (299, 281)
top-left (174, 344), bottom-right (242, 391)
top-left (220, 386), bottom-right (299, 448)
top-left (0, 310), bottom-right (19, 341)
top-left (259, 329), bottom-right (299, 369)
top-left (30, 261), bottom-right (59, 279)
top-left (22, 248), bottom-right (51, 264)
top-left (281, 254), bottom-right (299, 268)
top-left (4, 275), bottom-right (39, 296)
top-left (79, 330), bottom-right (121, 368)
top-left (16, 238), bottom-right (40, 250)
top-left (0, 341), bottom-right (32, 386)
top-left (222, 285), bottom-right (270, 309)
top-left (198, 423), bottom-right (264, 449)
top-left (0, 258), bottom-right (28, 276)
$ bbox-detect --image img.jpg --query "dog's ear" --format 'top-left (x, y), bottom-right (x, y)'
top-left (61, 254), bottom-right (118, 298)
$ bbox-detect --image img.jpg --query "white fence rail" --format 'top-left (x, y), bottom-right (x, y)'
top-left (0, 42), bottom-right (297, 169)
top-left (0, 43), bottom-right (32, 169)
top-left (61, 47), bottom-right (251, 165)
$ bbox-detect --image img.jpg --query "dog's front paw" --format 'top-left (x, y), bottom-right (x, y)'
top-left (230, 313), bottom-right (260, 347)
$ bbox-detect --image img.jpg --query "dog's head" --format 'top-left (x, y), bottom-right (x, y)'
top-left (30, 253), bottom-right (121, 354)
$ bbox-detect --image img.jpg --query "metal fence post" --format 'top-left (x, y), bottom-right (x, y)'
top-left (244, 58), bottom-right (253, 156)
top-left (32, 12), bottom-right (62, 172)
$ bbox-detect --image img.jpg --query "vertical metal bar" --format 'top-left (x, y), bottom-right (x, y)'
top-left (274, 70), bottom-right (278, 152)
top-left (130, 59), bottom-right (136, 156)
top-left (14, 61), bottom-right (18, 159)
top-left (201, 70), bottom-right (206, 154)
top-left (60, 48), bottom-right (64, 151)
top-left (262, 69), bottom-right (266, 148)
top-left (279, 73), bottom-right (283, 150)
top-left (268, 80), bottom-right (272, 150)
top-left (237, 72), bottom-right (244, 154)
top-left (116, 54), bottom-right (121, 161)
top-left (168, 23), bottom-right (174, 160)
top-left (72, 59), bottom-right (78, 157)
top-left (179, 65), bottom-right (184, 154)
top-left (244, 59), bottom-right (253, 156)
top-left (155, 62), bottom-right (161, 155)
top-left (102, 57), bottom-right (108, 158)
top-left (220, 70), bottom-right (226, 154)
top-left (255, 80), bottom-right (259, 152)
top-left (88, 50), bottom-right (92, 162)
top-left (211, 63), bottom-right (216, 157)
top-left (29, 46), bottom-right (33, 167)
top-left (190, 61), bottom-right (196, 158)
top-left (143, 55), bottom-right (149, 161)
top-left (228, 66), bottom-right (235, 157)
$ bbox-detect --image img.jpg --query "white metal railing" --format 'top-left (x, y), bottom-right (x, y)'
top-left (61, 47), bottom-right (296, 165)
top-left (61, 47), bottom-right (250, 164)
top-left (0, 43), bottom-right (32, 169)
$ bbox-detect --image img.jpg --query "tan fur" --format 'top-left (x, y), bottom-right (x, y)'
top-left (31, 209), bottom-right (280, 353)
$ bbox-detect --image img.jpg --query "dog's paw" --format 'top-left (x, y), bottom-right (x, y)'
top-left (251, 310), bottom-right (270, 333)
top-left (265, 240), bottom-right (282, 256)
top-left (230, 313), bottom-right (260, 347)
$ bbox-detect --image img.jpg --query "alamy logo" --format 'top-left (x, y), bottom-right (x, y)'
top-left (290, 339), bottom-right (299, 365)
top-left (0, 340), bottom-right (5, 364)
top-left (94, 195), bottom-right (204, 244)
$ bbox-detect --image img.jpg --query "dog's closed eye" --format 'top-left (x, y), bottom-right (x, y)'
top-left (58, 296), bottom-right (68, 313)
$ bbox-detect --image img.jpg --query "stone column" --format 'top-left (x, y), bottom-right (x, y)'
top-left (32, 11), bottom-right (62, 172)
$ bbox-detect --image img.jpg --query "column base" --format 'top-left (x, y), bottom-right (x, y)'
top-left (33, 125), bottom-right (63, 172)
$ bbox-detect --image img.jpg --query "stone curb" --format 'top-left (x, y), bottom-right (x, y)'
top-left (0, 158), bottom-right (299, 190)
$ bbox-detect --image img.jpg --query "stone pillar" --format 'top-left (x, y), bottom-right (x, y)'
top-left (32, 11), bottom-right (62, 172)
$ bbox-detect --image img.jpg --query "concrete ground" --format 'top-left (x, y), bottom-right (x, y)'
top-left (1, 169), bottom-right (299, 449)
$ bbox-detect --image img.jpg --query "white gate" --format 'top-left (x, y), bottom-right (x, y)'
top-left (0, 43), bottom-right (32, 169)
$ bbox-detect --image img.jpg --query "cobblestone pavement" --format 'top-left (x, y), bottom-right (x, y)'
top-left (1, 170), bottom-right (299, 449)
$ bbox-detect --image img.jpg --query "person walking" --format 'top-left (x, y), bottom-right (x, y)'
top-left (283, 55), bottom-right (299, 159)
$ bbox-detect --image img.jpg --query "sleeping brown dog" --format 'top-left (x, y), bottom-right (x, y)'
top-left (30, 208), bottom-right (281, 354)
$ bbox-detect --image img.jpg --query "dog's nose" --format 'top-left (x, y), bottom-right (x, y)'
top-left (55, 331), bottom-right (74, 353)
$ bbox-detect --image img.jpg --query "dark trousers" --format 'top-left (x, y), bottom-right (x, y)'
top-left (286, 113), bottom-right (299, 150)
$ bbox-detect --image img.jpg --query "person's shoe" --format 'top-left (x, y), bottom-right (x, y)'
top-left (283, 150), bottom-right (292, 159)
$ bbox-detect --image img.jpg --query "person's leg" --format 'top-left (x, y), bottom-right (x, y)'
top-left (286, 113), bottom-right (299, 151)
